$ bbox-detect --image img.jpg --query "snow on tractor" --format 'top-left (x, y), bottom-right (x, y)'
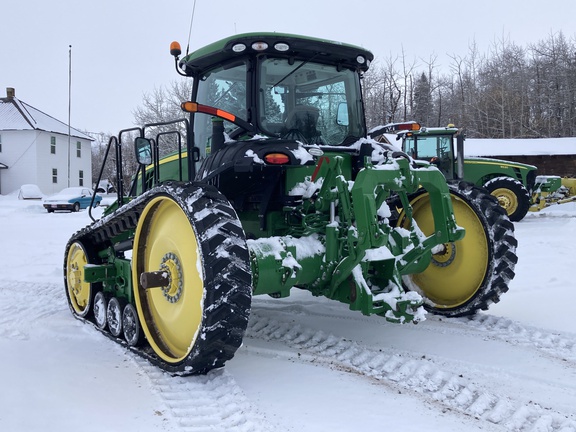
top-left (64, 33), bottom-right (517, 375)
top-left (379, 123), bottom-right (576, 221)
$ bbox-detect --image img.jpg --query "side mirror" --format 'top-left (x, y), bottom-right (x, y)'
top-left (336, 102), bottom-right (349, 126)
top-left (135, 137), bottom-right (152, 165)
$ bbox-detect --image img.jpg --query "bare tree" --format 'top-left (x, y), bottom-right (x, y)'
top-left (362, 56), bottom-right (404, 128)
top-left (133, 79), bottom-right (194, 156)
top-left (529, 31), bottom-right (576, 137)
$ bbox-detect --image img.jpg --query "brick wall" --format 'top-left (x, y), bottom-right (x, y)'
top-left (486, 155), bottom-right (576, 177)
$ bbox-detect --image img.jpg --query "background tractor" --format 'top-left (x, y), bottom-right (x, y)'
top-left (64, 33), bottom-right (517, 375)
top-left (379, 123), bottom-right (575, 221)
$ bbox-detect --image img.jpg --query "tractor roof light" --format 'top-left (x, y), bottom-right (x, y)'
top-left (393, 122), bottom-right (421, 132)
top-left (232, 43), bottom-right (247, 53)
top-left (251, 41), bottom-right (269, 51)
top-left (356, 55), bottom-right (366, 64)
top-left (170, 41), bottom-right (182, 58)
top-left (264, 153), bottom-right (290, 165)
top-left (274, 42), bottom-right (290, 52)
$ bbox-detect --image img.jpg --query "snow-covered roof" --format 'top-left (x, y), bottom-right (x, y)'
top-left (465, 137), bottom-right (576, 157)
top-left (384, 133), bottom-right (576, 157)
top-left (0, 96), bottom-right (93, 141)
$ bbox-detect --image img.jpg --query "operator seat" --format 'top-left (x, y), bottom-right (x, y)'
top-left (283, 105), bottom-right (325, 144)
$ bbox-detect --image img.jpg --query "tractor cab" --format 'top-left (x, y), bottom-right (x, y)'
top-left (123, 34), bottom-right (376, 235)
top-left (400, 125), bottom-right (461, 180)
top-left (377, 122), bottom-right (462, 180)
top-left (174, 32), bottom-right (373, 159)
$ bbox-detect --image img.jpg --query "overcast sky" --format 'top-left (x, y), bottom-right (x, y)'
top-left (2, 0), bottom-right (575, 136)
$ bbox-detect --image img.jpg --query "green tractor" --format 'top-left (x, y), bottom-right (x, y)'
top-left (380, 123), bottom-right (574, 221)
top-left (64, 33), bottom-right (517, 375)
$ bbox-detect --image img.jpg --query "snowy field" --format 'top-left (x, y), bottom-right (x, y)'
top-left (0, 194), bottom-right (575, 432)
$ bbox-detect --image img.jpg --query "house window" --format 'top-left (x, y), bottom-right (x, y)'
top-left (50, 136), bottom-right (56, 154)
top-left (52, 168), bottom-right (58, 183)
top-left (79, 170), bottom-right (84, 186)
top-left (76, 141), bottom-right (81, 158)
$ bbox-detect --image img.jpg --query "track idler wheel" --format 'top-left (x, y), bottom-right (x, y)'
top-left (64, 241), bottom-right (97, 318)
top-left (132, 183), bottom-right (252, 374)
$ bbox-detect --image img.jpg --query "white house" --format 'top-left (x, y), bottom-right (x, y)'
top-left (0, 87), bottom-right (94, 195)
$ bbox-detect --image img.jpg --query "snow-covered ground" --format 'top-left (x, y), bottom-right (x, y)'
top-left (1, 194), bottom-right (575, 432)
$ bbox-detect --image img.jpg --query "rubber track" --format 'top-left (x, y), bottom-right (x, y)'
top-left (63, 181), bottom-right (252, 375)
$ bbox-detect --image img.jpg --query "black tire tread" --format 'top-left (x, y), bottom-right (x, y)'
top-left (437, 181), bottom-right (517, 317)
top-left (400, 181), bottom-right (518, 317)
top-left (484, 176), bottom-right (531, 222)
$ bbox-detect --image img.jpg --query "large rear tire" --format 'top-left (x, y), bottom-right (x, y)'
top-left (399, 181), bottom-right (517, 317)
top-left (484, 176), bottom-right (530, 222)
top-left (132, 183), bottom-right (252, 374)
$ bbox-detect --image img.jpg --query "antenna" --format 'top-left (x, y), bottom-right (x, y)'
top-left (67, 45), bottom-right (72, 188)
top-left (185, 0), bottom-right (197, 56)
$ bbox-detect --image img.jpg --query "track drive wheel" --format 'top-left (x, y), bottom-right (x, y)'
top-left (64, 241), bottom-right (97, 318)
top-left (484, 176), bottom-right (530, 222)
top-left (132, 183), bottom-right (252, 374)
top-left (399, 181), bottom-right (518, 317)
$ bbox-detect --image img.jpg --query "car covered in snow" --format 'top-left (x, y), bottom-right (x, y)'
top-left (43, 187), bottom-right (102, 212)
top-left (18, 184), bottom-right (44, 200)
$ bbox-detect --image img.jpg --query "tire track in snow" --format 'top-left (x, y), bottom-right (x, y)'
top-left (0, 281), bottom-right (64, 340)
top-left (132, 356), bottom-right (275, 432)
top-left (246, 310), bottom-right (576, 432)
top-left (254, 298), bottom-right (576, 366)
top-left (6, 279), bottom-right (575, 430)
top-left (453, 314), bottom-right (576, 364)
top-left (0, 280), bottom-right (274, 432)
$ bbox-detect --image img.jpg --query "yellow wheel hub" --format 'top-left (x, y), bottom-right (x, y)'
top-left (159, 253), bottom-right (183, 302)
top-left (66, 242), bottom-right (92, 316)
top-left (431, 242), bottom-right (456, 266)
top-left (491, 187), bottom-right (518, 216)
top-left (133, 196), bottom-right (204, 364)
top-left (401, 192), bottom-right (489, 309)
